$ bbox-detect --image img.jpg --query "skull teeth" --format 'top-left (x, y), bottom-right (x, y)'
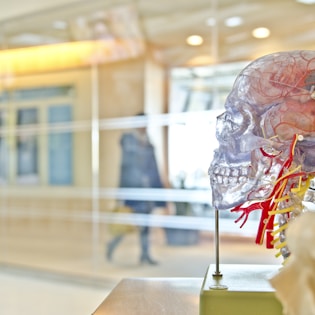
top-left (212, 166), bottom-right (249, 177)
top-left (210, 166), bottom-right (249, 185)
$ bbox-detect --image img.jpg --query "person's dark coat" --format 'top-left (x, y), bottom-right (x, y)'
top-left (119, 131), bottom-right (166, 213)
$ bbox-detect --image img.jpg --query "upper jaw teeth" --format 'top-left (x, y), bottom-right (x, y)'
top-left (210, 165), bottom-right (250, 185)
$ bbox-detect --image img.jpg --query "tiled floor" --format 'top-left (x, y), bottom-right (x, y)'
top-left (0, 217), bottom-right (280, 315)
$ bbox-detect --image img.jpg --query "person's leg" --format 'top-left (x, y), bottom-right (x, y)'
top-left (139, 225), bottom-right (158, 265)
top-left (106, 234), bottom-right (124, 261)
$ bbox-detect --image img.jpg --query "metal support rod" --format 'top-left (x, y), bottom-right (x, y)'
top-left (213, 207), bottom-right (222, 277)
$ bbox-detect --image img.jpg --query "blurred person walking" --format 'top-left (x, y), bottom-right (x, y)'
top-left (106, 113), bottom-right (166, 265)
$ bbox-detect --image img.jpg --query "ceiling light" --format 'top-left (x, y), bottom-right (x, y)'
top-left (224, 16), bottom-right (243, 27)
top-left (252, 27), bottom-right (270, 39)
top-left (0, 40), bottom-right (145, 76)
top-left (296, 0), bottom-right (315, 4)
top-left (186, 35), bottom-right (203, 46)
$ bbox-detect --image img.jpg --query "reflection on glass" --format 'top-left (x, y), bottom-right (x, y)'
top-left (48, 105), bottom-right (73, 185)
top-left (16, 108), bottom-right (38, 184)
top-left (109, 114), bottom-right (166, 264)
top-left (0, 110), bottom-right (8, 183)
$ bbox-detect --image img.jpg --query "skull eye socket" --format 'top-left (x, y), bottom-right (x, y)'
top-left (216, 111), bottom-right (248, 141)
top-left (217, 112), bottom-right (238, 130)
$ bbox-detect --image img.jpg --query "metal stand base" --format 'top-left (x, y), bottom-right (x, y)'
top-left (200, 264), bottom-right (283, 315)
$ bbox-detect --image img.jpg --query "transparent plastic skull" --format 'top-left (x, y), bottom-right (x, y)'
top-left (209, 50), bottom-right (315, 254)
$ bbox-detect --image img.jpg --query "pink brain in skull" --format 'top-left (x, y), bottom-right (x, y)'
top-left (209, 50), bottom-right (315, 211)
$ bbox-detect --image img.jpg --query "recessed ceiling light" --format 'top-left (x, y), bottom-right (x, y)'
top-left (186, 35), bottom-right (204, 46)
top-left (224, 16), bottom-right (243, 27)
top-left (252, 27), bottom-right (270, 39)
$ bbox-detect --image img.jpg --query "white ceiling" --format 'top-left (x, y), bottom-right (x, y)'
top-left (1, 0), bottom-right (315, 67)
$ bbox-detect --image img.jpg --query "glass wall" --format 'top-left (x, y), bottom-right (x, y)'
top-left (0, 0), bottom-right (313, 286)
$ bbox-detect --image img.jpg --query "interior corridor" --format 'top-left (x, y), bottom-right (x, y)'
top-left (0, 216), bottom-right (280, 315)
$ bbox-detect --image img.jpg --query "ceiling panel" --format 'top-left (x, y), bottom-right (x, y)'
top-left (0, 0), bottom-right (315, 67)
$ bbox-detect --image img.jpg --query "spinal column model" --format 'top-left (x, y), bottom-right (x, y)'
top-left (208, 50), bottom-right (315, 259)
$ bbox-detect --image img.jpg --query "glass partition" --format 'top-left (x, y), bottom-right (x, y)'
top-left (1, 0), bottom-right (311, 288)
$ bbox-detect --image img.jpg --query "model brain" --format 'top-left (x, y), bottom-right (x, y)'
top-left (209, 50), bottom-right (315, 256)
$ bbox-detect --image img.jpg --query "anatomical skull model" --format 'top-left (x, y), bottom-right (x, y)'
top-left (208, 50), bottom-right (315, 259)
